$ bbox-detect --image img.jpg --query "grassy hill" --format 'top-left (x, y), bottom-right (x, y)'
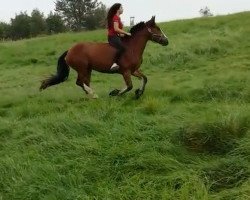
top-left (0, 12), bottom-right (250, 199)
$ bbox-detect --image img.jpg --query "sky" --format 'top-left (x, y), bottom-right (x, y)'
top-left (1, 0), bottom-right (250, 25)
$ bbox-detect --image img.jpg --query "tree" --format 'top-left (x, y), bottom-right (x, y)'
top-left (200, 6), bottom-right (213, 17)
top-left (46, 12), bottom-right (66, 34)
top-left (85, 3), bottom-right (107, 30)
top-left (55, 0), bottom-right (102, 31)
top-left (30, 9), bottom-right (46, 37)
top-left (0, 22), bottom-right (11, 39)
top-left (10, 12), bottom-right (31, 40)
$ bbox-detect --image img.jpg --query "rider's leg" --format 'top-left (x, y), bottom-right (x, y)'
top-left (108, 36), bottom-right (126, 70)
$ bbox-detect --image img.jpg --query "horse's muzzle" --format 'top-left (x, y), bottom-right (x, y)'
top-left (161, 37), bottom-right (169, 46)
top-left (151, 34), bottom-right (169, 46)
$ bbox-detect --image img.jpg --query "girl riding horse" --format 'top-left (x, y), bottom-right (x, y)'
top-left (40, 16), bottom-right (168, 99)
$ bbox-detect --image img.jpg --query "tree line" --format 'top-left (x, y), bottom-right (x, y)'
top-left (0, 0), bottom-right (107, 40)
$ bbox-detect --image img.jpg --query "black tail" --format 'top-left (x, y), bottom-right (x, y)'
top-left (40, 51), bottom-right (69, 91)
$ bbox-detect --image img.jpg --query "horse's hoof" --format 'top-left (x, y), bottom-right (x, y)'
top-left (87, 93), bottom-right (99, 99)
top-left (92, 94), bottom-right (99, 99)
top-left (135, 89), bottom-right (143, 99)
top-left (109, 89), bottom-right (120, 96)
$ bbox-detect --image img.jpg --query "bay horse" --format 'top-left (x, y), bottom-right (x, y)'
top-left (40, 16), bottom-right (168, 99)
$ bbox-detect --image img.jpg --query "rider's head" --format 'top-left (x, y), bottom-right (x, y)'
top-left (107, 3), bottom-right (123, 28)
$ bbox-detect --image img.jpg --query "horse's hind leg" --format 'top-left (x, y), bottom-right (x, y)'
top-left (76, 69), bottom-right (98, 99)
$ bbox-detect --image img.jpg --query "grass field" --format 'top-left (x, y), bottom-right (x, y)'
top-left (0, 12), bottom-right (250, 199)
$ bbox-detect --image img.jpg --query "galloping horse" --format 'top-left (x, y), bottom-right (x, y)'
top-left (40, 16), bottom-right (168, 99)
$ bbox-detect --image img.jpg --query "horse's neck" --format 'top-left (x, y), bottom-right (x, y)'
top-left (128, 33), bottom-right (149, 57)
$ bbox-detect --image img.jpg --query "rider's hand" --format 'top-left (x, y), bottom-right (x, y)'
top-left (126, 33), bottom-right (132, 36)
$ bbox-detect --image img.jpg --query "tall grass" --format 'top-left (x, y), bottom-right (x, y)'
top-left (1, 12), bottom-right (250, 199)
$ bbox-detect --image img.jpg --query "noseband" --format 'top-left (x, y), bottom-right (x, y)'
top-left (146, 25), bottom-right (167, 44)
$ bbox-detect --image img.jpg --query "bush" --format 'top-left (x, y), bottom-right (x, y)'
top-left (176, 115), bottom-right (250, 154)
top-left (201, 158), bottom-right (250, 192)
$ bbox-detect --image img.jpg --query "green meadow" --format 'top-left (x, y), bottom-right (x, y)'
top-left (0, 12), bottom-right (250, 199)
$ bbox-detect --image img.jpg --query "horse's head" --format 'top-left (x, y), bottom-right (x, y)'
top-left (145, 16), bottom-right (168, 46)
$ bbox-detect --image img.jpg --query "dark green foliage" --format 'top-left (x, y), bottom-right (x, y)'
top-left (46, 12), bottom-right (67, 34)
top-left (55, 0), bottom-right (106, 31)
top-left (9, 12), bottom-right (31, 40)
top-left (0, 22), bottom-right (11, 39)
top-left (30, 9), bottom-right (47, 37)
top-left (84, 3), bottom-right (107, 30)
top-left (0, 1), bottom-right (106, 40)
top-left (1, 10), bottom-right (66, 40)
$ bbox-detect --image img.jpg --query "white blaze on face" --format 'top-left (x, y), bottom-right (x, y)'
top-left (160, 28), bottom-right (168, 38)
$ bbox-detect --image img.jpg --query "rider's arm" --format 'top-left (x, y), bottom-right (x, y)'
top-left (114, 22), bottom-right (131, 36)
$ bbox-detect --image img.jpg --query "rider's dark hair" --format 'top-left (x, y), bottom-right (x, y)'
top-left (107, 3), bottom-right (122, 28)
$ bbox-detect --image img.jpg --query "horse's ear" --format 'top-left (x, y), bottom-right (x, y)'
top-left (149, 16), bottom-right (156, 25)
top-left (147, 16), bottom-right (156, 26)
top-left (151, 16), bottom-right (156, 22)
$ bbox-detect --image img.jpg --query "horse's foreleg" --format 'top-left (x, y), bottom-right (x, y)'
top-left (109, 70), bottom-right (133, 96)
top-left (119, 71), bottom-right (133, 95)
top-left (132, 69), bottom-right (148, 99)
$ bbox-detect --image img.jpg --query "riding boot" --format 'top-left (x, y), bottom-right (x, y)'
top-left (110, 63), bottom-right (119, 71)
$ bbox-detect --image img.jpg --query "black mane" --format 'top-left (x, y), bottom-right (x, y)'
top-left (129, 22), bottom-right (145, 34)
top-left (121, 22), bottom-right (146, 41)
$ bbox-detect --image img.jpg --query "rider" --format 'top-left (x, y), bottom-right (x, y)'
top-left (107, 3), bottom-right (131, 71)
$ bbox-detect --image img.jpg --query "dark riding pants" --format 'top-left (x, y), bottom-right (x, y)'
top-left (108, 35), bottom-right (126, 63)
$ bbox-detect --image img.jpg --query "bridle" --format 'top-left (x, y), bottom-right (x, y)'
top-left (146, 25), bottom-right (168, 44)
